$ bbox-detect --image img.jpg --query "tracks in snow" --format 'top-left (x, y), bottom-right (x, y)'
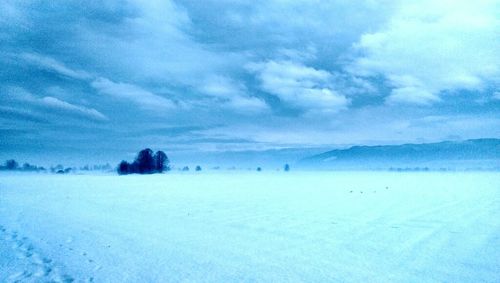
top-left (0, 224), bottom-right (81, 283)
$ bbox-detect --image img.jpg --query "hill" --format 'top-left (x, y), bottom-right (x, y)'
top-left (300, 139), bottom-right (500, 170)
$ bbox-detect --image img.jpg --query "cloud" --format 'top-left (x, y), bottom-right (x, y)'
top-left (349, 0), bottom-right (500, 105)
top-left (248, 60), bottom-right (349, 113)
top-left (0, 106), bottom-right (49, 124)
top-left (40, 97), bottom-right (108, 121)
top-left (71, 0), bottom-right (240, 86)
top-left (199, 75), bottom-right (268, 113)
top-left (1, 1), bottom-right (499, 159)
top-left (223, 96), bottom-right (269, 113)
top-left (19, 52), bottom-right (92, 80)
top-left (91, 77), bottom-right (176, 111)
top-left (1, 87), bottom-right (108, 122)
top-left (493, 91), bottom-right (500, 100)
top-left (135, 126), bottom-right (206, 137)
top-left (386, 87), bottom-right (441, 105)
top-left (180, 0), bottom-right (396, 55)
top-left (14, 51), bottom-right (180, 114)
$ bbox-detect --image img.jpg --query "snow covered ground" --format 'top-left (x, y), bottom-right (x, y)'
top-left (1, 172), bottom-right (499, 282)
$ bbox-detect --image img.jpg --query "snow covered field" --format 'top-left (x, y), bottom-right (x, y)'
top-left (1, 172), bottom-right (499, 282)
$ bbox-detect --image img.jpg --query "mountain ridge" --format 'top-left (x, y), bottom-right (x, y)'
top-left (299, 138), bottom-right (500, 169)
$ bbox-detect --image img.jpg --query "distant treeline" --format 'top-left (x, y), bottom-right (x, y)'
top-left (0, 159), bottom-right (114, 174)
top-left (0, 159), bottom-right (45, 172)
top-left (118, 148), bottom-right (170, 175)
top-left (389, 167), bottom-right (430, 172)
top-left (79, 164), bottom-right (112, 171)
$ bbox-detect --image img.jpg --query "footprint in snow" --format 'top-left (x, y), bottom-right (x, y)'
top-left (10, 232), bottom-right (18, 240)
top-left (3, 230), bottom-right (77, 283)
top-left (61, 274), bottom-right (75, 283)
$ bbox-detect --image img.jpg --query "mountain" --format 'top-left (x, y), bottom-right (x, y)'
top-left (299, 139), bottom-right (500, 170)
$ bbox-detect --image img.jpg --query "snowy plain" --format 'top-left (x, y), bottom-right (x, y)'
top-left (0, 172), bottom-right (499, 282)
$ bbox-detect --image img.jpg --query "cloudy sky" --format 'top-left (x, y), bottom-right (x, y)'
top-left (1, 0), bottom-right (499, 164)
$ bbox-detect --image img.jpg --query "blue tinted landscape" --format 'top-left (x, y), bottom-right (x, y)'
top-left (1, 1), bottom-right (499, 282)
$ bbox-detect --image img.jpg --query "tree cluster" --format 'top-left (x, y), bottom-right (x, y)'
top-left (0, 159), bottom-right (46, 172)
top-left (117, 148), bottom-right (170, 175)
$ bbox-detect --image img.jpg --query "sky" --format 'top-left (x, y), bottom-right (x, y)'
top-left (1, 0), bottom-right (499, 165)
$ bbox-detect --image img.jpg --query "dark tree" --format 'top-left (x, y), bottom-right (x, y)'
top-left (154, 151), bottom-right (170, 173)
top-left (182, 166), bottom-right (189, 171)
top-left (135, 148), bottom-right (155, 174)
top-left (116, 148), bottom-right (172, 175)
top-left (5, 159), bottom-right (19, 170)
top-left (117, 160), bottom-right (130, 175)
top-left (195, 165), bottom-right (202, 171)
top-left (256, 167), bottom-right (262, 172)
top-left (130, 161), bottom-right (140, 174)
top-left (284, 164), bottom-right (290, 172)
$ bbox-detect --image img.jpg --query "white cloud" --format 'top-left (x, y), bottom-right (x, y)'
top-left (224, 96), bottom-right (269, 113)
top-left (2, 87), bottom-right (107, 122)
top-left (200, 75), bottom-right (268, 113)
top-left (40, 97), bottom-right (108, 121)
top-left (212, 0), bottom-right (396, 48)
top-left (91, 78), bottom-right (176, 111)
top-left (349, 0), bottom-right (500, 105)
top-left (19, 52), bottom-right (92, 80)
top-left (201, 76), bottom-right (245, 98)
top-left (248, 60), bottom-right (349, 112)
top-left (75, 0), bottom-right (240, 87)
top-left (386, 87), bottom-right (441, 105)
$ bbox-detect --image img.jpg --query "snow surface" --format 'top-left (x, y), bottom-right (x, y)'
top-left (0, 172), bottom-right (499, 282)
